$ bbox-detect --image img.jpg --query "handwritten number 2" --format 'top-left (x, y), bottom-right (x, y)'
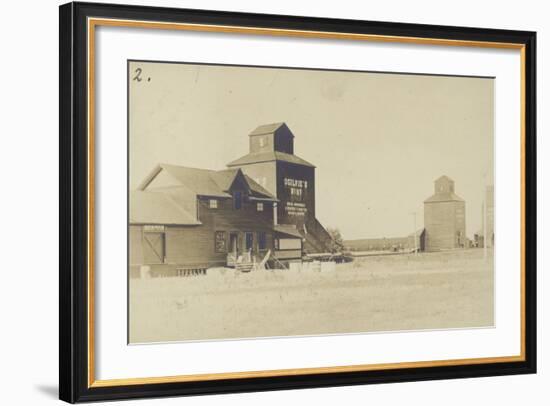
top-left (133, 68), bottom-right (142, 82)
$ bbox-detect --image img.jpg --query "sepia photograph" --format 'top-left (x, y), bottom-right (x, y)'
top-left (128, 60), bottom-right (495, 344)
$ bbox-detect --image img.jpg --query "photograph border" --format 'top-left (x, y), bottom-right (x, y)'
top-left (59, 1), bottom-right (536, 402)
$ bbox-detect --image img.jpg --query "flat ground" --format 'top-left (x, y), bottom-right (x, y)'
top-left (129, 249), bottom-right (494, 343)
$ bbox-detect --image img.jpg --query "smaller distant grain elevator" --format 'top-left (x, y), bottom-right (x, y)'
top-left (424, 175), bottom-right (466, 251)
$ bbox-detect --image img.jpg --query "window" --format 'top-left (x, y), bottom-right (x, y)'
top-left (214, 231), bottom-right (226, 253)
top-left (209, 199), bottom-right (218, 209)
top-left (233, 191), bottom-right (242, 209)
top-left (245, 232), bottom-right (253, 251)
top-left (259, 136), bottom-right (266, 147)
top-left (258, 232), bottom-right (267, 250)
top-left (257, 202), bottom-right (264, 212)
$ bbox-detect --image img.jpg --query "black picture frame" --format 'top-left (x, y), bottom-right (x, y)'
top-left (59, 1), bottom-right (536, 403)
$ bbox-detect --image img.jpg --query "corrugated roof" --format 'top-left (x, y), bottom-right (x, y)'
top-left (140, 164), bottom-right (277, 200)
top-left (130, 191), bottom-right (201, 225)
top-left (424, 192), bottom-right (465, 203)
top-left (249, 122), bottom-right (293, 137)
top-left (210, 169), bottom-right (240, 192)
top-left (227, 151), bottom-right (315, 168)
top-left (243, 175), bottom-right (273, 198)
top-left (160, 164), bottom-right (232, 198)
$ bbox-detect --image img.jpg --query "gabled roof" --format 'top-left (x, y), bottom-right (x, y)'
top-left (159, 164), bottom-right (232, 198)
top-left (227, 151), bottom-right (315, 168)
top-left (209, 169), bottom-right (240, 193)
top-left (139, 163), bottom-right (277, 200)
top-left (435, 175), bottom-right (454, 183)
top-left (130, 191), bottom-right (201, 225)
top-left (424, 192), bottom-right (465, 203)
top-left (249, 122), bottom-right (293, 137)
top-left (243, 175), bottom-right (274, 198)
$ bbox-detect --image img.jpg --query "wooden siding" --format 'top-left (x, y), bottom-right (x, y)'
top-left (129, 225), bottom-right (144, 265)
top-left (276, 161), bottom-right (316, 227)
top-left (248, 124), bottom-right (294, 155)
top-left (424, 201), bottom-right (466, 250)
top-left (228, 155), bottom-right (331, 254)
top-left (273, 131), bottom-right (294, 154)
top-left (130, 192), bottom-right (278, 268)
top-left (164, 225), bottom-right (223, 267)
top-left (249, 134), bottom-right (274, 154)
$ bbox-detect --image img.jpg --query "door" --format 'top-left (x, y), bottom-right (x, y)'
top-left (229, 232), bottom-right (239, 255)
top-left (143, 232), bottom-right (165, 264)
top-left (245, 232), bottom-right (254, 252)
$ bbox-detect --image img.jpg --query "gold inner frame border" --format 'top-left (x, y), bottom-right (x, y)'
top-left (86, 17), bottom-right (527, 388)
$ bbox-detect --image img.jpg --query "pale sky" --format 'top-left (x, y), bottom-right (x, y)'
top-left (129, 61), bottom-right (494, 240)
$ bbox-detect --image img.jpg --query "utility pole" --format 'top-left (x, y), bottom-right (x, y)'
top-left (483, 173), bottom-right (487, 261)
top-left (410, 211), bottom-right (417, 256)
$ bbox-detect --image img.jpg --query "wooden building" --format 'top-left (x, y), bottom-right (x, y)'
top-left (424, 175), bottom-right (466, 251)
top-left (129, 164), bottom-right (304, 277)
top-left (227, 123), bottom-right (333, 254)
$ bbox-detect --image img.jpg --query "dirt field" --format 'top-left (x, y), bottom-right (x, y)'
top-left (129, 249), bottom-right (494, 343)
